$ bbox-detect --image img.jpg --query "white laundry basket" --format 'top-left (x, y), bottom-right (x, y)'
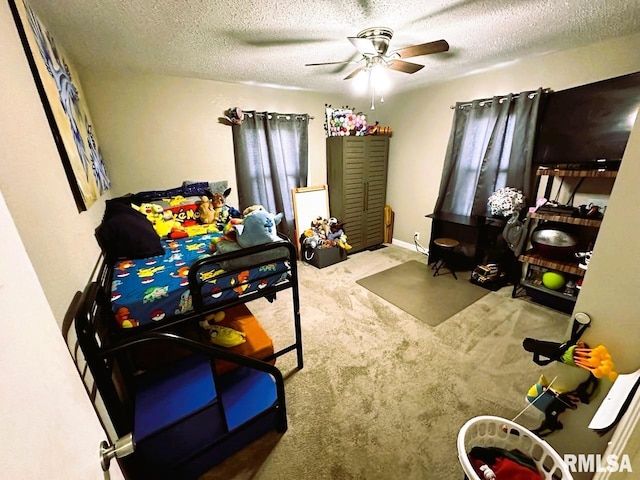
top-left (457, 415), bottom-right (574, 480)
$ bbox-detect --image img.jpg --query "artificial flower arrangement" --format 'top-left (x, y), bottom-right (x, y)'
top-left (487, 187), bottom-right (526, 217)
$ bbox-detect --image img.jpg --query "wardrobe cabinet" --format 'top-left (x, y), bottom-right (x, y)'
top-left (326, 136), bottom-right (390, 253)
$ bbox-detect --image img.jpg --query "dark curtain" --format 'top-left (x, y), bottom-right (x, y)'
top-left (232, 111), bottom-right (309, 239)
top-left (434, 88), bottom-right (546, 217)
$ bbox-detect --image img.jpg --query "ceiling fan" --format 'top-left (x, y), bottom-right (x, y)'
top-left (305, 27), bottom-right (450, 81)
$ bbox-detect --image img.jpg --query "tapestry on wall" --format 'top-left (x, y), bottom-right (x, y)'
top-left (9, 0), bottom-right (110, 211)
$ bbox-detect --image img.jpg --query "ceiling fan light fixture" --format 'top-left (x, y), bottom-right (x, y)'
top-left (306, 27), bottom-right (450, 109)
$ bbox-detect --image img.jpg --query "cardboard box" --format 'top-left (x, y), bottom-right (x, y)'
top-left (305, 246), bottom-right (347, 268)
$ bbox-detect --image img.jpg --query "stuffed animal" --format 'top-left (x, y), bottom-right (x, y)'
top-left (236, 209), bottom-right (283, 248)
top-left (132, 202), bottom-right (181, 238)
top-left (199, 311), bottom-right (246, 347)
top-left (242, 204), bottom-right (265, 216)
top-left (209, 218), bottom-right (242, 251)
top-left (327, 217), bottom-right (352, 250)
top-left (198, 195), bottom-right (218, 226)
top-left (205, 187), bottom-right (242, 230)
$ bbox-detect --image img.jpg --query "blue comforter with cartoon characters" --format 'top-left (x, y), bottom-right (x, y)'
top-left (110, 232), bottom-right (290, 328)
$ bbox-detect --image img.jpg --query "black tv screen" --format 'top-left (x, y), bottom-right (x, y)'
top-left (534, 72), bottom-right (640, 169)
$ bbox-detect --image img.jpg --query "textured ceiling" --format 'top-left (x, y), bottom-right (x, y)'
top-left (25, 0), bottom-right (640, 95)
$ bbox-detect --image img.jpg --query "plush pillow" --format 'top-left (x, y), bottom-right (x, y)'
top-left (167, 203), bottom-right (201, 226)
top-left (214, 239), bottom-right (288, 270)
top-left (95, 199), bottom-right (164, 260)
top-left (183, 180), bottom-right (229, 196)
top-left (133, 181), bottom-right (227, 203)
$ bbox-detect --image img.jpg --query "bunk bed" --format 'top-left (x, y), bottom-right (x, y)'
top-left (73, 182), bottom-right (303, 479)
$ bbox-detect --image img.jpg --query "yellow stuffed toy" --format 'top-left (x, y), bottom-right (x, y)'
top-left (131, 202), bottom-right (178, 237)
top-left (199, 311), bottom-right (246, 347)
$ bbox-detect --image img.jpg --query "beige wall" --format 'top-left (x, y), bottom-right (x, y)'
top-left (0, 2), bottom-right (122, 477)
top-left (77, 69), bottom-right (351, 208)
top-left (0, 1), bottom-right (107, 323)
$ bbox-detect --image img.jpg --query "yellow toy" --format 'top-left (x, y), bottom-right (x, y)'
top-left (199, 311), bottom-right (247, 347)
top-left (131, 203), bottom-right (175, 237)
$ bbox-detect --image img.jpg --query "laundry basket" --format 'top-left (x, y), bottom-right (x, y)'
top-left (457, 415), bottom-right (574, 480)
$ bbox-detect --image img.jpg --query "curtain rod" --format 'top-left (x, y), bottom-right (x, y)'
top-left (450, 89), bottom-right (548, 109)
top-left (245, 112), bottom-right (314, 120)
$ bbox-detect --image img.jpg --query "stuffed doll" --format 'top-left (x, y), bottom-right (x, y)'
top-left (327, 217), bottom-right (352, 250)
top-left (199, 311), bottom-right (246, 347)
top-left (198, 195), bottom-right (218, 226)
top-left (131, 202), bottom-right (182, 238)
top-left (205, 187), bottom-right (242, 230)
top-left (236, 209), bottom-right (283, 248)
top-left (242, 204), bottom-right (265, 216)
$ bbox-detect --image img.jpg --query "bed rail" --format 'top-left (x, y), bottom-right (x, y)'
top-left (93, 234), bottom-right (303, 369)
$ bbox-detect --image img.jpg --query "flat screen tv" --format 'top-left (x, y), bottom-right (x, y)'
top-left (533, 72), bottom-right (640, 169)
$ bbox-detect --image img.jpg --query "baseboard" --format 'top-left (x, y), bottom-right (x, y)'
top-left (391, 238), bottom-right (428, 255)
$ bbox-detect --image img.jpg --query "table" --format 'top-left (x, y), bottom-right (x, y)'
top-left (425, 212), bottom-right (507, 269)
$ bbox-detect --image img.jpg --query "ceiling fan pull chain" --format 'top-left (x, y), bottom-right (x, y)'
top-left (370, 83), bottom-right (376, 110)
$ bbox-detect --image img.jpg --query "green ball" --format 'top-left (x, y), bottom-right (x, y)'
top-left (542, 271), bottom-right (565, 290)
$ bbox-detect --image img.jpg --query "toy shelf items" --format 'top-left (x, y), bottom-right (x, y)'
top-left (513, 167), bottom-right (617, 313)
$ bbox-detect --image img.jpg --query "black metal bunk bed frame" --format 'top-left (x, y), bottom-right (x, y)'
top-left (74, 235), bottom-right (303, 475)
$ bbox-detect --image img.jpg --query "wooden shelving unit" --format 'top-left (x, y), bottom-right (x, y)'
top-left (514, 167), bottom-right (617, 313)
top-left (527, 212), bottom-right (602, 228)
top-left (520, 279), bottom-right (578, 303)
top-left (518, 251), bottom-right (585, 276)
top-left (536, 167), bottom-right (618, 178)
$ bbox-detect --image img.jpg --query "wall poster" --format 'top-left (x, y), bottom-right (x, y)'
top-left (9, 0), bottom-right (110, 211)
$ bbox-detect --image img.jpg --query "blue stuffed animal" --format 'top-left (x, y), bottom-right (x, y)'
top-left (236, 208), bottom-right (283, 248)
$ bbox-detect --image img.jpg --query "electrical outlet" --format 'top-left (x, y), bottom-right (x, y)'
top-left (414, 231), bottom-right (420, 240)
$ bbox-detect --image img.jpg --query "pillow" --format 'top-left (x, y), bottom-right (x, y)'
top-left (96, 199), bottom-right (164, 261)
top-left (167, 203), bottom-right (201, 226)
top-left (214, 239), bottom-right (288, 270)
top-left (133, 181), bottom-right (227, 203)
top-left (183, 180), bottom-right (229, 195)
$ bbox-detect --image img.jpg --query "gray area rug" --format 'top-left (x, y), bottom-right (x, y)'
top-left (356, 260), bottom-right (490, 326)
top-left (201, 245), bottom-right (571, 480)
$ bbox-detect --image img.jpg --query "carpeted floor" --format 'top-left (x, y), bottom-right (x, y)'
top-left (200, 244), bottom-right (570, 480)
top-left (356, 260), bottom-right (490, 326)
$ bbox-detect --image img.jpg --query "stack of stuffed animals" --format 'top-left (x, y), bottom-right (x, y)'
top-left (300, 217), bottom-right (352, 251)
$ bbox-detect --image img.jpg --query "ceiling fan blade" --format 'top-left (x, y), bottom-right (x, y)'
top-left (348, 36), bottom-right (377, 56)
top-left (305, 60), bottom-right (356, 66)
top-left (344, 67), bottom-right (366, 80)
top-left (387, 59), bottom-right (425, 74)
top-left (392, 39), bottom-right (449, 58)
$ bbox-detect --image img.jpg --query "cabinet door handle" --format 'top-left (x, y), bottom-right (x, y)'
top-left (364, 181), bottom-right (368, 211)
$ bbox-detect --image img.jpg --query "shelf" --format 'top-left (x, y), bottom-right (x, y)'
top-left (527, 212), bottom-right (602, 227)
top-left (518, 251), bottom-right (586, 276)
top-left (521, 280), bottom-right (578, 303)
top-left (536, 167), bottom-right (618, 178)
